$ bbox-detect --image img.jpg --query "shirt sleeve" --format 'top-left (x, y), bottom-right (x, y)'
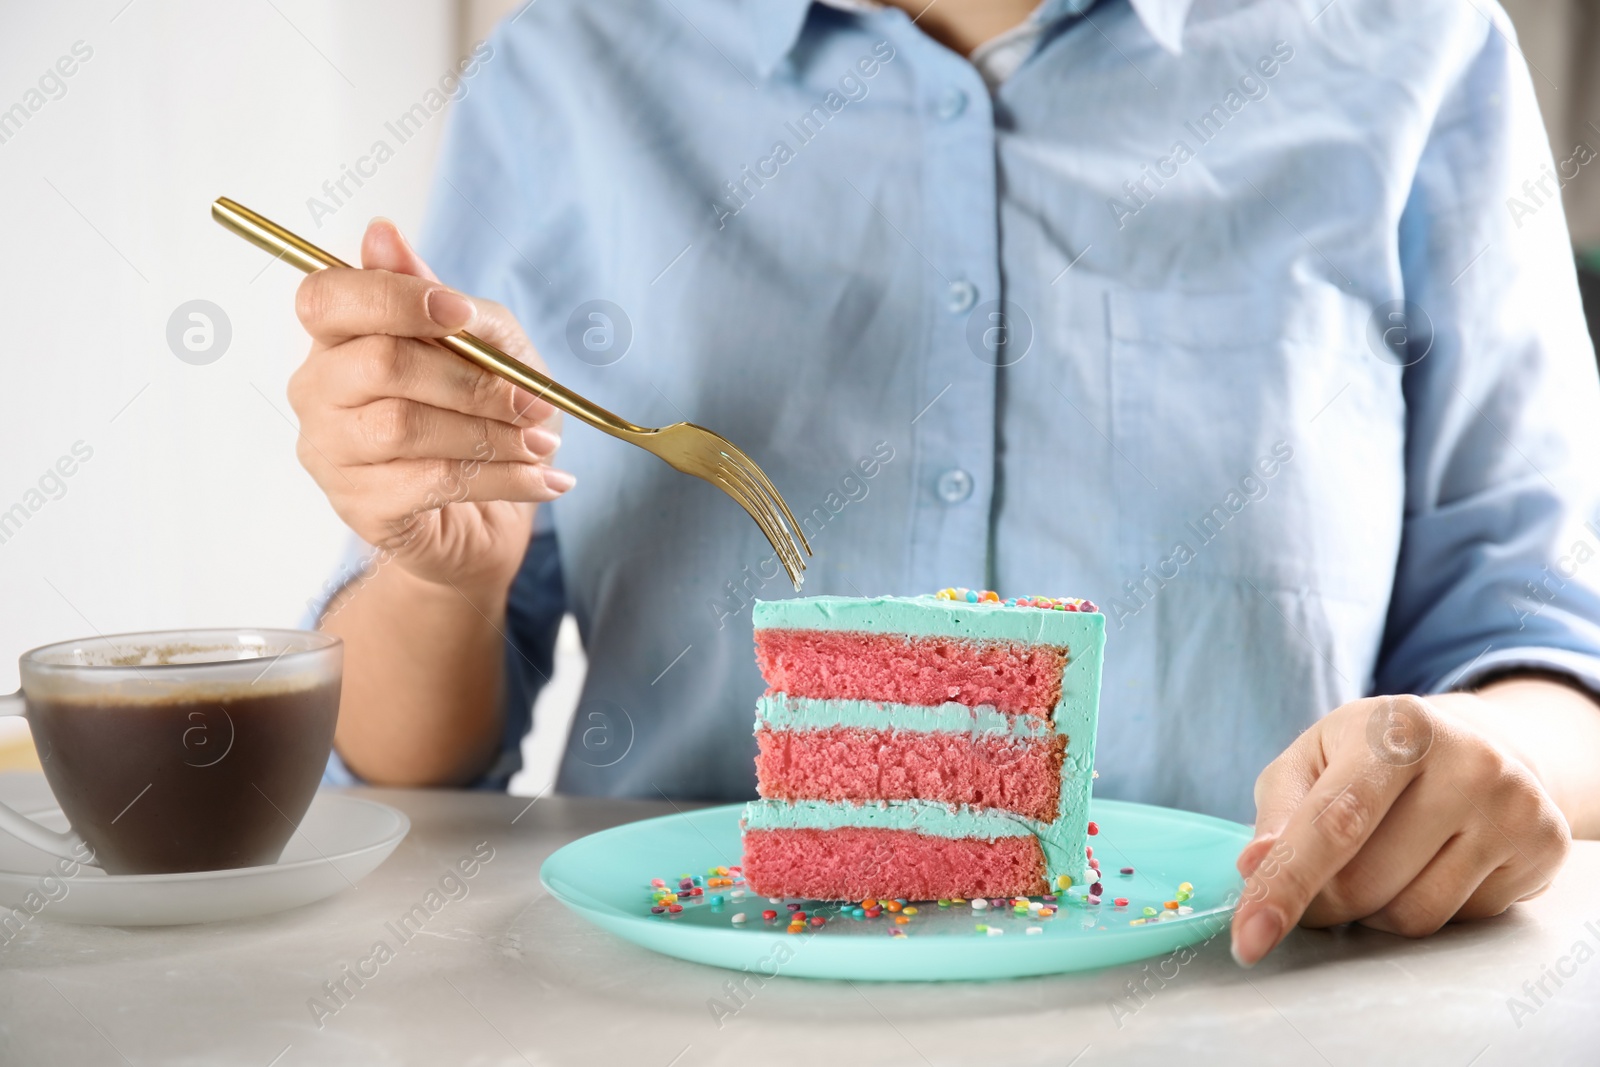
top-left (302, 535), bottom-right (375, 788)
top-left (1374, 11), bottom-right (1600, 700)
top-left (312, 528), bottom-right (567, 790)
top-left (478, 525), bottom-right (567, 790)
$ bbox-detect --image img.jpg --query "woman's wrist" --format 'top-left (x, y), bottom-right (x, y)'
top-left (391, 556), bottom-right (518, 616)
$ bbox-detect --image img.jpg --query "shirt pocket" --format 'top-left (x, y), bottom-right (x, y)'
top-left (1104, 282), bottom-right (1405, 607)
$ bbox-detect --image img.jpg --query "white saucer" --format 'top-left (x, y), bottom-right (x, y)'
top-left (0, 792), bottom-right (408, 926)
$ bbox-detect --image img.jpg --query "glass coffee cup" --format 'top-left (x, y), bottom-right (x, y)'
top-left (0, 629), bottom-right (341, 875)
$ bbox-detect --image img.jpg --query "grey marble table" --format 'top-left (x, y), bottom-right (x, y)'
top-left (0, 770), bottom-right (1596, 1066)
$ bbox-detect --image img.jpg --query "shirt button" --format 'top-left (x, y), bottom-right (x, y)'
top-left (935, 87), bottom-right (968, 121)
top-left (946, 280), bottom-right (978, 313)
top-left (936, 468), bottom-right (974, 504)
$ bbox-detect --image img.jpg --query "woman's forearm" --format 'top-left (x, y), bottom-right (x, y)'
top-left (321, 562), bottom-right (512, 786)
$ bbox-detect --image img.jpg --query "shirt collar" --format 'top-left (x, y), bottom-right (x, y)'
top-left (747, 0), bottom-right (816, 79)
top-left (746, 0), bottom-right (1196, 78)
top-left (1122, 0), bottom-right (1196, 54)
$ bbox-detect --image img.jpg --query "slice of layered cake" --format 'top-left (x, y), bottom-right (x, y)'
top-left (741, 589), bottom-right (1104, 901)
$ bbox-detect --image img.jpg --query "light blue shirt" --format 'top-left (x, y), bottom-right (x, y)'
top-left (323, 0), bottom-right (1600, 822)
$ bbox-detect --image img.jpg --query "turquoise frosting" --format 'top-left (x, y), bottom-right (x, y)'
top-left (751, 593), bottom-right (1101, 645)
top-left (749, 593), bottom-right (1106, 883)
top-left (754, 694), bottom-right (1053, 740)
top-left (742, 798), bottom-right (1038, 838)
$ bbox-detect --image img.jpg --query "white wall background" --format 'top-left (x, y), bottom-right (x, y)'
top-left (0, 0), bottom-right (582, 792)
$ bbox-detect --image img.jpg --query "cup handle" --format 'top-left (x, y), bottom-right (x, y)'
top-left (0, 691), bottom-right (97, 866)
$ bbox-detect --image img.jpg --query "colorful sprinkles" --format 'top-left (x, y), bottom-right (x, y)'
top-left (934, 588), bottom-right (1099, 613)
top-left (1128, 880), bottom-right (1203, 926)
top-left (640, 835), bottom-right (1202, 939)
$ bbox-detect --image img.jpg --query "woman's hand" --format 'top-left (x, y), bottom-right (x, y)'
top-left (1231, 688), bottom-right (1574, 966)
top-left (286, 218), bottom-right (573, 597)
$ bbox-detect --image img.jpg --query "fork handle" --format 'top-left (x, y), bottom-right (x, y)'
top-left (211, 197), bottom-right (647, 439)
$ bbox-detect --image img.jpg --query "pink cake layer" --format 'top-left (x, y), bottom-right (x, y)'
top-left (742, 827), bottom-right (1048, 900)
top-left (755, 726), bottom-right (1065, 821)
top-left (753, 630), bottom-right (1067, 717)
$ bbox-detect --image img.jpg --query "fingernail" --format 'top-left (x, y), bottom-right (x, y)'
top-left (511, 387), bottom-right (543, 422)
top-left (542, 468), bottom-right (576, 493)
top-left (1237, 834), bottom-right (1275, 877)
top-left (375, 217), bottom-right (416, 253)
top-left (523, 426), bottom-right (561, 455)
top-left (426, 288), bottom-right (475, 330)
top-left (366, 216), bottom-right (405, 255)
top-left (1231, 907), bottom-right (1284, 968)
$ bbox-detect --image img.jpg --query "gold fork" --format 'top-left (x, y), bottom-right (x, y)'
top-left (212, 197), bottom-right (810, 587)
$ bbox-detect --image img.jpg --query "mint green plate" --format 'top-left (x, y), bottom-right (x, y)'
top-left (540, 798), bottom-right (1251, 981)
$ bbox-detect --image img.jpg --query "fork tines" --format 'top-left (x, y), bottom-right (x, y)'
top-left (712, 447), bottom-right (811, 589)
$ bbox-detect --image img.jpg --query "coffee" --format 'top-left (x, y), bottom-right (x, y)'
top-left (26, 681), bottom-right (339, 874)
top-left (2, 629), bottom-right (343, 876)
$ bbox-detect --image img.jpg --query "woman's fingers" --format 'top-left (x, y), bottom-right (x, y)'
top-left (320, 397), bottom-right (561, 466)
top-left (293, 333), bottom-right (553, 429)
top-left (1359, 833), bottom-right (1507, 938)
top-left (354, 458), bottom-right (571, 506)
top-left (319, 458), bottom-right (573, 544)
top-left (291, 218), bottom-right (555, 430)
top-left (1300, 722), bottom-right (1563, 930)
top-left (1359, 804), bottom-right (1555, 938)
top-left (1456, 858), bottom-right (1555, 919)
top-left (355, 217), bottom-right (536, 368)
top-left (1297, 770), bottom-right (1459, 927)
top-left (1235, 694), bottom-right (1574, 965)
top-left (294, 258), bottom-right (554, 423)
top-left (296, 265), bottom-right (482, 346)
top-left (360, 217), bottom-right (440, 282)
top-left (282, 216), bottom-right (571, 562)
top-left (1243, 732), bottom-right (1319, 862)
top-left (1231, 697), bottom-right (1432, 966)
